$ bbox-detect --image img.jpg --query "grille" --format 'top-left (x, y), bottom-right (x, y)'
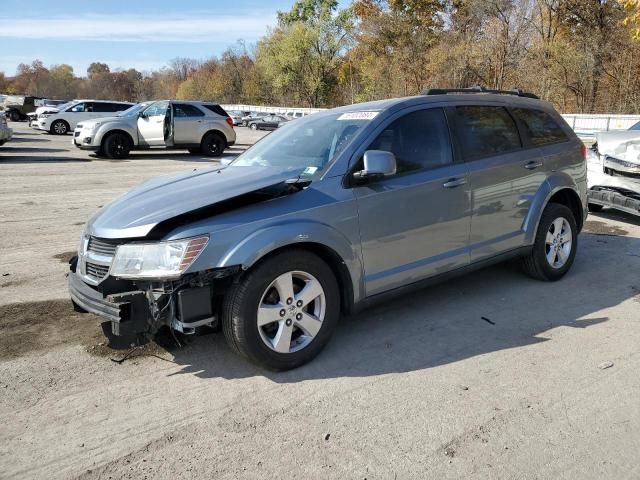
top-left (85, 262), bottom-right (110, 281)
top-left (87, 237), bottom-right (119, 256)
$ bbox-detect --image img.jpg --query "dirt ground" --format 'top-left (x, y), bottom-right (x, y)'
top-left (1, 123), bottom-right (640, 479)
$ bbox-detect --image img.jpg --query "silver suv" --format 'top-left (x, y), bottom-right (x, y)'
top-left (69, 88), bottom-right (587, 370)
top-left (73, 101), bottom-right (236, 159)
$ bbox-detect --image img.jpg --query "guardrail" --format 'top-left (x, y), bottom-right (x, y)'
top-left (561, 114), bottom-right (640, 134)
top-left (222, 104), bottom-right (326, 115)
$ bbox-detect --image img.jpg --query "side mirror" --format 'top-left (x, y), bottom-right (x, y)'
top-left (353, 150), bottom-right (397, 183)
top-left (138, 111), bottom-right (146, 119)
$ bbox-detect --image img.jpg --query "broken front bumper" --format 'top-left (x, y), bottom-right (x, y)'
top-left (69, 271), bottom-right (150, 337)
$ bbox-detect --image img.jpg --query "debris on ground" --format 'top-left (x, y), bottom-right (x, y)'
top-left (598, 361), bottom-right (614, 370)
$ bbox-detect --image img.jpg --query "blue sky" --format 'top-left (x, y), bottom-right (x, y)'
top-left (0, 0), bottom-right (322, 76)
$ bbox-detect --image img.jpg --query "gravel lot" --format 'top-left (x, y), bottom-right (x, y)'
top-left (1, 123), bottom-right (640, 480)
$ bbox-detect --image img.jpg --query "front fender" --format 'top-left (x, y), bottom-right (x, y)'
top-left (522, 172), bottom-right (582, 244)
top-left (218, 221), bottom-right (365, 304)
top-left (95, 123), bottom-right (138, 146)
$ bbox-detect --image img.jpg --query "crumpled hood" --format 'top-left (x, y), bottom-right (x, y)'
top-left (87, 165), bottom-right (303, 238)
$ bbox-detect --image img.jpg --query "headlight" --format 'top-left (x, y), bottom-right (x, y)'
top-left (39, 114), bottom-right (51, 119)
top-left (110, 236), bottom-right (209, 279)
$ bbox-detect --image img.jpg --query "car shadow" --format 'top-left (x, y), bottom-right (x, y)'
top-left (591, 209), bottom-right (640, 227)
top-left (162, 232), bottom-right (639, 382)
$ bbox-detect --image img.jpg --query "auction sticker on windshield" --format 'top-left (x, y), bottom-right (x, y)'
top-left (337, 111), bottom-right (379, 121)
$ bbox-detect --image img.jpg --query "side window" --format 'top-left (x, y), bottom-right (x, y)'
top-left (112, 103), bottom-right (130, 112)
top-left (512, 108), bottom-right (568, 145)
top-left (366, 108), bottom-right (453, 174)
top-left (69, 103), bottom-right (85, 113)
top-left (173, 104), bottom-right (205, 118)
top-left (629, 121), bottom-right (640, 131)
top-left (84, 102), bottom-right (94, 112)
top-left (456, 106), bottom-right (521, 158)
top-left (143, 102), bottom-right (168, 117)
top-left (202, 104), bottom-right (228, 117)
top-left (92, 102), bottom-right (111, 113)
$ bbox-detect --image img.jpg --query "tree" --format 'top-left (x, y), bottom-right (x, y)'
top-left (621, 0), bottom-right (640, 38)
top-left (87, 62), bottom-right (110, 79)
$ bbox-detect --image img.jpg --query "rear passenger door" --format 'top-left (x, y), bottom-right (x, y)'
top-left (172, 103), bottom-right (205, 145)
top-left (453, 104), bottom-right (546, 262)
top-left (352, 107), bottom-right (471, 296)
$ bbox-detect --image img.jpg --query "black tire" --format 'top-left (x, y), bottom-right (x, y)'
top-left (521, 203), bottom-right (578, 281)
top-left (242, 120), bottom-right (248, 127)
top-left (50, 119), bottom-right (69, 135)
top-left (200, 132), bottom-right (225, 157)
top-left (588, 203), bottom-right (604, 213)
top-left (188, 147), bottom-right (202, 155)
top-left (9, 110), bottom-right (20, 122)
top-left (0, 140), bottom-right (5, 146)
top-left (103, 132), bottom-right (131, 160)
top-left (222, 249), bottom-right (340, 370)
top-left (250, 123), bottom-right (258, 130)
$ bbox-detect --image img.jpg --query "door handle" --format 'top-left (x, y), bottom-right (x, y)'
top-left (442, 178), bottom-right (467, 189)
top-left (525, 161), bottom-right (543, 170)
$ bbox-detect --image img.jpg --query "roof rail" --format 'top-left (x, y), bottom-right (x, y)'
top-left (422, 86), bottom-right (539, 99)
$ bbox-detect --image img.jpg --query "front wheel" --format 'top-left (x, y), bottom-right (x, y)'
top-left (103, 133), bottom-right (131, 159)
top-left (521, 203), bottom-right (578, 281)
top-left (222, 250), bottom-right (340, 370)
top-left (50, 120), bottom-right (69, 135)
top-left (250, 123), bottom-right (258, 130)
top-left (9, 110), bottom-right (20, 122)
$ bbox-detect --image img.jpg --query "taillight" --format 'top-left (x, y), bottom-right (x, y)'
top-left (225, 117), bottom-right (234, 128)
top-left (581, 143), bottom-right (586, 160)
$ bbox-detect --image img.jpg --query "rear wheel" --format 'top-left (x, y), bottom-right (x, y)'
top-left (200, 132), bottom-right (225, 157)
top-left (103, 133), bottom-right (132, 159)
top-left (250, 123), bottom-right (258, 130)
top-left (9, 110), bottom-right (20, 122)
top-left (222, 250), bottom-right (340, 370)
top-left (521, 203), bottom-right (577, 281)
top-left (50, 120), bottom-right (69, 135)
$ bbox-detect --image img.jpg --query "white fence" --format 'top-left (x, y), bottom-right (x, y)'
top-left (223, 104), bottom-right (640, 134)
top-left (222, 104), bottom-right (326, 116)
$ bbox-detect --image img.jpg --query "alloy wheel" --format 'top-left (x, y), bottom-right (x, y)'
top-left (545, 217), bottom-right (572, 269)
top-left (257, 270), bottom-right (326, 354)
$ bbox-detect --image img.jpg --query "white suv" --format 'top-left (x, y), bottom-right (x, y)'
top-left (72, 100), bottom-right (236, 159)
top-left (37, 100), bottom-right (133, 135)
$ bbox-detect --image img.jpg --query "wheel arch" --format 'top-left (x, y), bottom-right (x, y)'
top-left (201, 129), bottom-right (228, 146)
top-left (523, 176), bottom-right (585, 244)
top-left (215, 224), bottom-right (364, 314)
top-left (50, 118), bottom-right (70, 133)
top-left (100, 129), bottom-right (134, 150)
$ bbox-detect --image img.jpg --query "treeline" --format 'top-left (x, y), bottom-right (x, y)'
top-left (2, 0), bottom-right (640, 113)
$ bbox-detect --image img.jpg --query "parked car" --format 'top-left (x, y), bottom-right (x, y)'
top-left (241, 111), bottom-right (266, 127)
top-left (1, 95), bottom-right (44, 121)
top-left (0, 112), bottom-right (12, 145)
top-left (587, 121), bottom-right (640, 216)
top-left (69, 88), bottom-right (586, 370)
top-left (36, 100), bottom-right (133, 135)
top-left (27, 99), bottom-right (72, 124)
top-left (284, 111), bottom-right (305, 120)
top-left (248, 114), bottom-right (289, 130)
top-left (72, 100), bottom-right (236, 159)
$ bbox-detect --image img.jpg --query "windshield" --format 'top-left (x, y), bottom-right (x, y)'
top-left (117, 103), bottom-right (150, 117)
top-left (230, 111), bottom-right (375, 174)
top-left (630, 121), bottom-right (640, 131)
top-left (48, 101), bottom-right (74, 111)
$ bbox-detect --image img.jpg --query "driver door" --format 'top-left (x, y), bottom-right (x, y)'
top-left (137, 101), bottom-right (169, 146)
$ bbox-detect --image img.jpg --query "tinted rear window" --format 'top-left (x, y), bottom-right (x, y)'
top-left (93, 103), bottom-right (114, 113)
top-left (513, 108), bottom-right (568, 145)
top-left (456, 106), bottom-right (521, 158)
top-left (203, 104), bottom-right (228, 117)
top-left (174, 104), bottom-right (205, 117)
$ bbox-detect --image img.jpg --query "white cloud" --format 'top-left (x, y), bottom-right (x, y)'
top-left (0, 13), bottom-right (277, 42)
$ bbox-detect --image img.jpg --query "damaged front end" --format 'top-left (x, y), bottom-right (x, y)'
top-left (588, 134), bottom-right (640, 216)
top-left (68, 240), bottom-right (240, 345)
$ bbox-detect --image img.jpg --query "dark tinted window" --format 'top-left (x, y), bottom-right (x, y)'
top-left (203, 104), bottom-right (228, 117)
top-left (174, 104), bottom-right (205, 117)
top-left (367, 108), bottom-right (453, 174)
top-left (112, 103), bottom-right (130, 112)
top-left (93, 102), bottom-right (114, 113)
top-left (456, 106), bottom-right (521, 158)
top-left (513, 108), bottom-right (568, 145)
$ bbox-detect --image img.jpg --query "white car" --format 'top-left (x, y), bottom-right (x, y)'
top-left (72, 100), bottom-right (236, 159)
top-left (28, 100), bottom-right (75, 127)
top-left (37, 100), bottom-right (133, 135)
top-left (0, 112), bottom-right (12, 146)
